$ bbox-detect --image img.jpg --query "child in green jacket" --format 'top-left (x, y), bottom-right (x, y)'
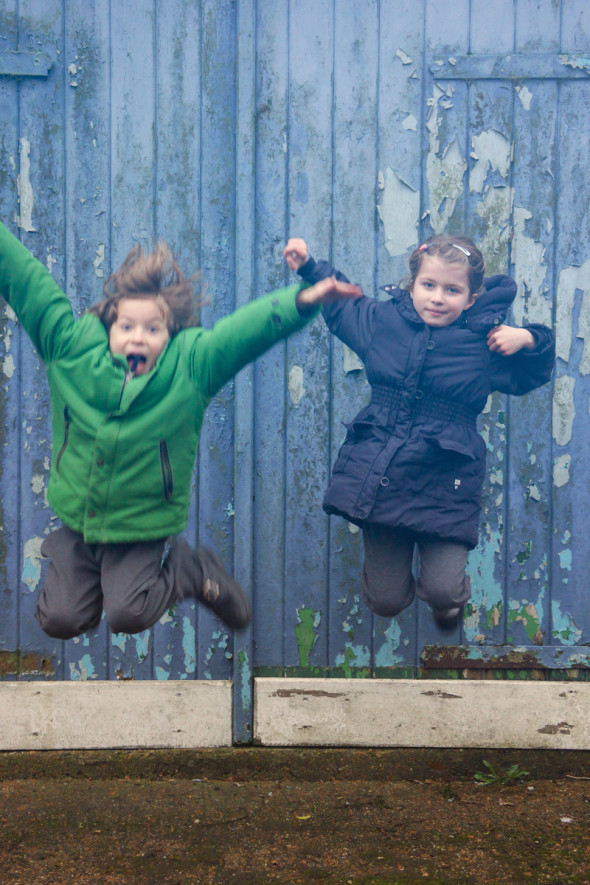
top-left (0, 223), bottom-right (360, 638)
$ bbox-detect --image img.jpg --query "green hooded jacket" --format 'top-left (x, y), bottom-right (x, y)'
top-left (0, 222), bottom-right (312, 543)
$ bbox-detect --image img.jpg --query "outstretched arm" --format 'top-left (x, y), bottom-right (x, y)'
top-left (488, 323), bottom-right (555, 395)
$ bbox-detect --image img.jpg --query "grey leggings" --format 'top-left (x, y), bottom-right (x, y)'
top-left (361, 523), bottom-right (471, 617)
top-left (35, 525), bottom-right (199, 639)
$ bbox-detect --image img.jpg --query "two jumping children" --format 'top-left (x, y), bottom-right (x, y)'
top-left (0, 221), bottom-right (554, 639)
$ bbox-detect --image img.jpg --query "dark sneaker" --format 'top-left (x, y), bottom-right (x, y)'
top-left (195, 546), bottom-right (251, 629)
top-left (433, 606), bottom-right (462, 631)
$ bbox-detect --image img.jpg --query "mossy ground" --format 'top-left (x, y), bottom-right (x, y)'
top-left (1, 749), bottom-right (589, 884)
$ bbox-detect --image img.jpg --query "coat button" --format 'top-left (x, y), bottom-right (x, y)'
top-left (380, 477), bottom-right (390, 487)
top-left (427, 340), bottom-right (435, 350)
top-left (97, 458), bottom-right (104, 467)
top-left (88, 510), bottom-right (96, 518)
top-left (415, 390), bottom-right (423, 400)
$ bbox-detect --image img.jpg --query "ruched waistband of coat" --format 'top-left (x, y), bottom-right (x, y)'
top-left (371, 383), bottom-right (477, 426)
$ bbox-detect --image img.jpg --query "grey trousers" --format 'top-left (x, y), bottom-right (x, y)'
top-left (35, 525), bottom-right (198, 639)
top-left (361, 523), bottom-right (471, 617)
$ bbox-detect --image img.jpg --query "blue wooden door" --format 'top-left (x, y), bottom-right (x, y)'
top-left (1, 0), bottom-right (589, 744)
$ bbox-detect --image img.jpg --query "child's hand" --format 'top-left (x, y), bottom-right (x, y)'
top-left (487, 325), bottom-right (535, 355)
top-left (296, 275), bottom-right (362, 310)
top-left (284, 238), bottom-right (308, 271)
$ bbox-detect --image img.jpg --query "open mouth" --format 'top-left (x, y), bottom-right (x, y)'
top-left (127, 354), bottom-right (147, 373)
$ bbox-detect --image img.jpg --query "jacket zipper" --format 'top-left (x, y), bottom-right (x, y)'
top-left (56, 406), bottom-right (70, 474)
top-left (159, 440), bottom-right (174, 500)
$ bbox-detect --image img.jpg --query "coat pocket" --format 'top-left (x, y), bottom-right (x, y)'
top-left (332, 420), bottom-right (382, 475)
top-left (159, 440), bottom-right (174, 501)
top-left (421, 433), bottom-right (486, 501)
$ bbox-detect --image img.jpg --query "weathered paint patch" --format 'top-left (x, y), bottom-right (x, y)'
top-left (335, 644), bottom-right (370, 677)
top-left (553, 375), bottom-right (576, 446)
top-left (16, 137), bottom-right (36, 232)
top-left (508, 601), bottom-right (543, 645)
top-left (515, 84), bottom-right (533, 110)
top-left (425, 84), bottom-right (466, 232)
top-left (469, 129), bottom-right (511, 195)
top-left (22, 536), bottom-right (44, 591)
top-left (288, 364), bottom-right (305, 407)
top-left (375, 619), bottom-right (404, 667)
top-left (395, 48), bottom-right (413, 66)
top-left (464, 531), bottom-right (503, 640)
top-left (558, 548), bottom-right (572, 572)
top-left (93, 243), bottom-right (105, 278)
top-left (2, 354), bottom-right (15, 379)
top-left (238, 648), bottom-right (251, 713)
top-left (134, 631), bottom-right (150, 662)
top-left (474, 186), bottom-right (511, 273)
top-left (69, 654), bottom-right (96, 680)
top-left (182, 616), bottom-right (196, 674)
top-left (402, 113), bottom-right (417, 132)
top-left (553, 453), bottom-right (571, 487)
top-left (512, 206), bottom-right (551, 327)
top-left (342, 343), bottom-right (364, 373)
top-left (377, 167), bottom-right (419, 257)
top-left (552, 602), bottom-right (583, 646)
top-left (556, 257), bottom-right (590, 371)
top-left (295, 607), bottom-right (320, 667)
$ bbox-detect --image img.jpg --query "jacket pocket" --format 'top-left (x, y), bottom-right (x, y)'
top-left (421, 433), bottom-right (486, 501)
top-left (56, 406), bottom-right (70, 475)
top-left (159, 440), bottom-right (174, 501)
top-left (332, 420), bottom-right (381, 475)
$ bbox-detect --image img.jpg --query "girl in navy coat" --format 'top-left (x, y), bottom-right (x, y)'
top-left (285, 235), bottom-right (555, 630)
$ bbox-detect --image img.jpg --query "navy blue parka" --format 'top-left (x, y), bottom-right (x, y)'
top-left (298, 257), bottom-right (555, 549)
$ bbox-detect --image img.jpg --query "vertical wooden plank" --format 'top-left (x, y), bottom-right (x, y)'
top-left (196, 0), bottom-right (237, 680)
top-left (500, 2), bottom-right (559, 652)
top-left (419, 0), bottom-right (470, 647)
top-left (462, 1), bottom-right (514, 649)
top-left (372, 0), bottom-right (426, 673)
top-left (0, 1), bottom-right (21, 675)
top-left (232, 0), bottom-right (256, 739)
top-left (61, 0), bottom-right (111, 681)
top-left (152, 0), bottom-right (202, 682)
top-left (550, 34), bottom-right (590, 655)
top-left (17, 0), bottom-right (66, 680)
top-left (516, 0), bottom-right (560, 50)
top-left (283, 0), bottom-right (334, 671)
top-left (109, 0), bottom-right (156, 678)
top-left (328, 0), bottom-right (378, 678)
top-left (251, 0), bottom-right (289, 674)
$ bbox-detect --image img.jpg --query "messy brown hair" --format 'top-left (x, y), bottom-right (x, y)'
top-left (89, 241), bottom-right (200, 335)
top-left (405, 234), bottom-right (485, 298)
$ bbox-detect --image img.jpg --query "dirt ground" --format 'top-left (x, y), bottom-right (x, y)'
top-left (1, 748), bottom-right (589, 884)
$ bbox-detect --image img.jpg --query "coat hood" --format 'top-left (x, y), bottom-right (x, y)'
top-left (380, 273), bottom-right (517, 333)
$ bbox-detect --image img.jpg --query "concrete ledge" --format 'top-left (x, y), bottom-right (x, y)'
top-left (254, 678), bottom-right (590, 749)
top-left (0, 681), bottom-right (232, 750)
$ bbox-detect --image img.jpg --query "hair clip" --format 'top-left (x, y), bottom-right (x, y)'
top-left (419, 243), bottom-right (429, 252)
top-left (451, 243), bottom-right (471, 257)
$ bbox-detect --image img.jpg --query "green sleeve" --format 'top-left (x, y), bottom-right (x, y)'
top-left (0, 222), bottom-right (75, 362)
top-left (188, 284), bottom-right (318, 398)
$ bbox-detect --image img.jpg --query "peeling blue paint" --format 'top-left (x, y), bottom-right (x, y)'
top-left (182, 617), bottom-right (196, 674)
top-left (155, 666), bottom-right (169, 680)
top-left (69, 654), bottom-right (95, 680)
top-left (552, 602), bottom-right (582, 646)
top-left (238, 649), bottom-right (251, 713)
top-left (558, 548), bottom-right (572, 571)
top-left (21, 556), bottom-right (40, 592)
top-left (375, 620), bottom-right (404, 667)
top-left (335, 643), bottom-right (370, 676)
